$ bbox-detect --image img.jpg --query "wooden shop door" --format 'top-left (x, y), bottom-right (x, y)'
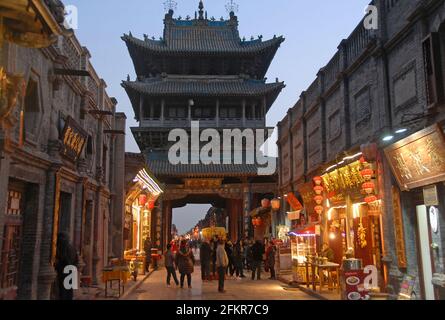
top-left (0, 188), bottom-right (24, 294)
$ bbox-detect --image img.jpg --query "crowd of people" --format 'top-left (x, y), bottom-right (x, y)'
top-left (164, 237), bottom-right (278, 293)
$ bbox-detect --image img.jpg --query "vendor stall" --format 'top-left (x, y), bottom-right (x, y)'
top-left (289, 225), bottom-right (318, 284)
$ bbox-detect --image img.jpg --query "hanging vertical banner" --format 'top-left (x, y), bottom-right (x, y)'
top-left (286, 192), bottom-right (303, 211)
top-left (392, 186), bottom-right (407, 268)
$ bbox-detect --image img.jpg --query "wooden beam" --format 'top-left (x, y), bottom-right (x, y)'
top-left (54, 68), bottom-right (91, 77)
top-left (88, 110), bottom-right (113, 116)
top-left (104, 130), bottom-right (125, 135)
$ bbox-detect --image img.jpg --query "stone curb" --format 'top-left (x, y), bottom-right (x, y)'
top-left (277, 276), bottom-right (328, 300)
top-left (119, 269), bottom-right (156, 300)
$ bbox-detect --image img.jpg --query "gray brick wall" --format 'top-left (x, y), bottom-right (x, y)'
top-left (277, 0), bottom-right (445, 299)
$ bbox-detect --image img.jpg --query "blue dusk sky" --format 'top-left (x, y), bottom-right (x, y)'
top-left (68, 0), bottom-right (369, 234)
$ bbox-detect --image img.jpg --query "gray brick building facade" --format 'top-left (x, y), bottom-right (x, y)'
top-left (277, 0), bottom-right (445, 299)
top-left (0, 1), bottom-right (126, 300)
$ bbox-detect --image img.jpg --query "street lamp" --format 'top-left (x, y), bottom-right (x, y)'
top-left (382, 135), bottom-right (394, 142)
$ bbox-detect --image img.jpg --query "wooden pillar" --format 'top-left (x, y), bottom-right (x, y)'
top-left (37, 166), bottom-right (60, 300)
top-left (243, 182), bottom-right (252, 239)
top-left (188, 101), bottom-right (192, 123)
top-left (161, 99), bottom-right (165, 125)
top-left (242, 99), bottom-right (246, 127)
top-left (262, 96), bottom-right (267, 119)
top-left (139, 95), bottom-right (144, 121)
top-left (216, 99), bottom-right (220, 127)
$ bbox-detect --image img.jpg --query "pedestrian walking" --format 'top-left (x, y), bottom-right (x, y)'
top-left (211, 238), bottom-right (218, 278)
top-left (216, 239), bottom-right (229, 293)
top-left (175, 240), bottom-right (195, 289)
top-left (243, 238), bottom-right (250, 270)
top-left (200, 239), bottom-right (212, 281)
top-left (250, 240), bottom-right (265, 280)
top-left (233, 240), bottom-right (245, 278)
top-left (55, 232), bottom-right (78, 300)
top-left (165, 244), bottom-right (179, 287)
top-left (225, 240), bottom-right (234, 276)
top-left (265, 241), bottom-right (277, 280)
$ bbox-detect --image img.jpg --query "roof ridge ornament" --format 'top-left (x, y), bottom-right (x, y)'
top-left (164, 0), bottom-right (178, 13)
top-left (225, 0), bottom-right (239, 15)
top-left (198, 1), bottom-right (205, 20)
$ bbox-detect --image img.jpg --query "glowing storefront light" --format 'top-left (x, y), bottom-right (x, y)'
top-left (325, 152), bottom-right (363, 173)
top-left (133, 169), bottom-right (163, 195)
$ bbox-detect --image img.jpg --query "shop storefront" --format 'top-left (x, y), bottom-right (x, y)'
top-left (123, 168), bottom-right (163, 274)
top-left (289, 225), bottom-right (319, 283)
top-left (288, 147), bottom-right (387, 297)
top-left (384, 123), bottom-right (445, 300)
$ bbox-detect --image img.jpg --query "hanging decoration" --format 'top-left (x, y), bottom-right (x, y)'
top-left (139, 194), bottom-right (147, 206)
top-left (313, 195), bottom-right (324, 205)
top-left (271, 198), bottom-right (281, 211)
top-left (314, 205), bottom-right (324, 215)
top-left (364, 195), bottom-right (378, 204)
top-left (313, 176), bottom-right (323, 186)
top-left (358, 222), bottom-right (367, 248)
top-left (313, 186), bottom-right (324, 195)
top-left (360, 168), bottom-right (374, 181)
top-left (252, 217), bottom-right (263, 228)
top-left (362, 182), bottom-right (375, 194)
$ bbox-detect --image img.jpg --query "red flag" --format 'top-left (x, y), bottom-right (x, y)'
top-left (287, 193), bottom-right (303, 211)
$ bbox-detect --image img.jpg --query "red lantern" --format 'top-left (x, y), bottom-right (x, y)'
top-left (148, 200), bottom-right (155, 210)
top-left (139, 194), bottom-right (147, 206)
top-left (360, 168), bottom-right (374, 181)
top-left (313, 186), bottom-right (324, 195)
top-left (362, 182), bottom-right (375, 194)
top-left (313, 176), bottom-right (323, 186)
top-left (261, 199), bottom-right (271, 208)
top-left (364, 195), bottom-right (378, 204)
top-left (359, 156), bottom-right (367, 164)
top-left (314, 195), bottom-right (324, 205)
top-left (252, 217), bottom-right (263, 227)
top-left (271, 198), bottom-right (281, 211)
top-left (314, 205), bottom-right (324, 215)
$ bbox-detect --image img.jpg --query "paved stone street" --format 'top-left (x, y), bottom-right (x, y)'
top-left (124, 266), bottom-right (318, 300)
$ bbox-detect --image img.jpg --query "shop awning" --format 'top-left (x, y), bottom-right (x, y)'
top-left (289, 225), bottom-right (317, 237)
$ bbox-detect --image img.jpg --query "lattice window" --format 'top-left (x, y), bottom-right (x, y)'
top-left (1, 190), bottom-right (23, 290)
top-left (6, 191), bottom-right (22, 217)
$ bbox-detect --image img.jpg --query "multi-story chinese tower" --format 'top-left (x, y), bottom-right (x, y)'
top-left (122, 1), bottom-right (284, 248)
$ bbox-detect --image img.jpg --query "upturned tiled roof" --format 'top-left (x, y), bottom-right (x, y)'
top-left (122, 33), bottom-right (284, 55)
top-left (147, 160), bottom-right (273, 177)
top-left (121, 78), bottom-right (285, 97)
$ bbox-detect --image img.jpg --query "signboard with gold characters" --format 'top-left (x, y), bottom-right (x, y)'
top-left (322, 161), bottom-right (366, 194)
top-left (61, 116), bottom-right (88, 161)
top-left (184, 179), bottom-right (223, 189)
top-left (384, 124), bottom-right (445, 191)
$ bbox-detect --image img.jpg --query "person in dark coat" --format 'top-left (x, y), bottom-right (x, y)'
top-left (250, 240), bottom-right (265, 280)
top-left (321, 243), bottom-right (335, 262)
top-left (211, 238), bottom-right (218, 278)
top-left (200, 240), bottom-right (212, 281)
top-left (175, 240), bottom-right (195, 288)
top-left (233, 240), bottom-right (245, 278)
top-left (265, 241), bottom-right (277, 280)
top-left (55, 232), bottom-right (79, 300)
top-left (225, 240), bottom-right (234, 276)
top-left (143, 238), bottom-right (152, 272)
top-left (165, 243), bottom-right (179, 287)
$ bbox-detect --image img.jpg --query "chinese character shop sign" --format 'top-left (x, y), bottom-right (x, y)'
top-left (61, 116), bottom-right (87, 161)
top-left (384, 124), bottom-right (445, 191)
